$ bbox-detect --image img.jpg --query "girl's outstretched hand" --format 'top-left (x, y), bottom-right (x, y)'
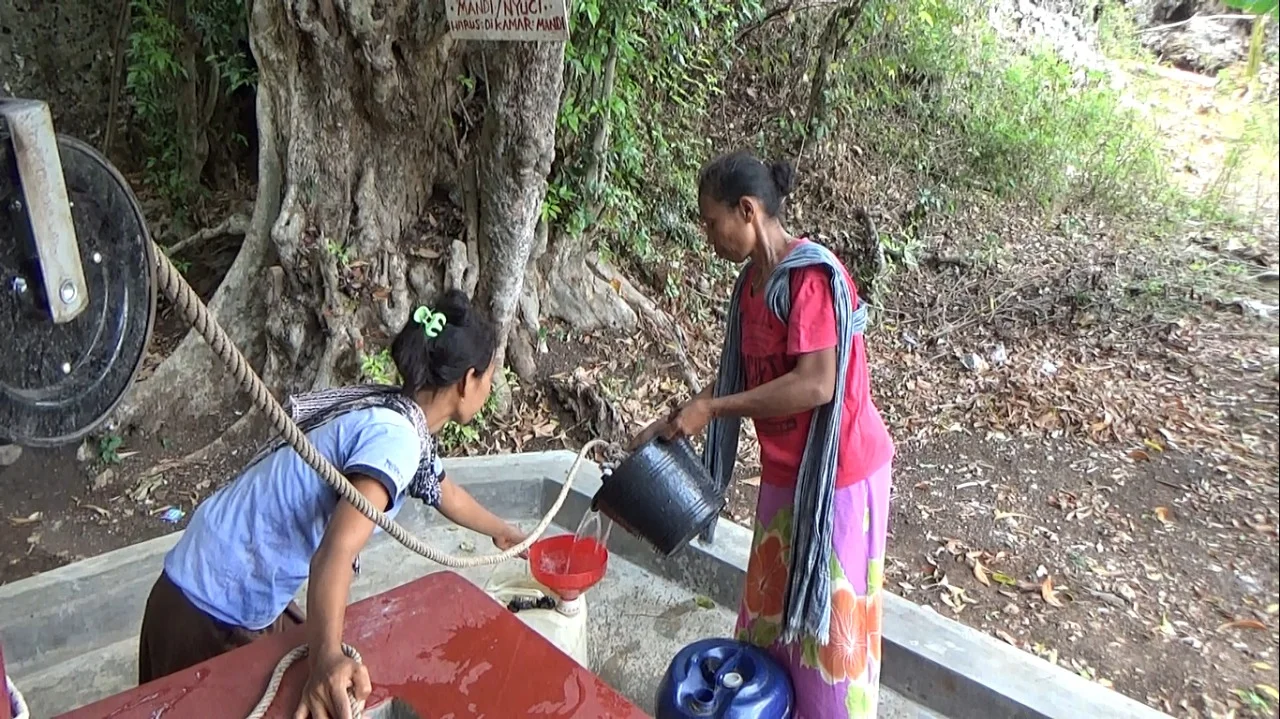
top-left (491, 524), bottom-right (528, 557)
top-left (294, 649), bottom-right (371, 719)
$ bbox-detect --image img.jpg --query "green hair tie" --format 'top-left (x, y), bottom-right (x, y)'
top-left (413, 306), bottom-right (447, 338)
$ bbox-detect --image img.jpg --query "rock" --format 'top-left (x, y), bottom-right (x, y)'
top-left (961, 352), bottom-right (990, 373)
top-left (988, 0), bottom-right (1109, 72)
top-left (1145, 16), bottom-right (1251, 74)
top-left (0, 443), bottom-right (22, 467)
top-left (990, 343), bottom-right (1010, 367)
top-left (92, 468), bottom-right (116, 491)
top-left (76, 439), bottom-right (96, 463)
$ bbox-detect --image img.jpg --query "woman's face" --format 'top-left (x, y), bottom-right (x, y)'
top-left (457, 361), bottom-right (495, 423)
top-left (698, 192), bottom-right (758, 263)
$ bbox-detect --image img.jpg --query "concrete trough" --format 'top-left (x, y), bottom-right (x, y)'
top-left (0, 451), bottom-right (1172, 718)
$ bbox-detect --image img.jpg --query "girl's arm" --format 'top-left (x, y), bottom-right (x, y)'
top-left (437, 476), bottom-right (525, 549)
top-left (297, 475), bottom-right (387, 719)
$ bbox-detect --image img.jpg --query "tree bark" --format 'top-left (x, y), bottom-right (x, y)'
top-left (473, 40), bottom-right (566, 373)
top-left (251, 0), bottom-right (461, 395)
top-left (804, 0), bottom-right (868, 139)
top-left (117, 2), bottom-right (586, 434)
top-left (117, 0), bottom-right (459, 431)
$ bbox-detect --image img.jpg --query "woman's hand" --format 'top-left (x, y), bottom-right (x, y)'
top-left (662, 397), bottom-right (716, 440)
top-left (491, 523), bottom-right (528, 557)
top-left (628, 417), bottom-right (671, 450)
top-left (294, 649), bottom-right (371, 719)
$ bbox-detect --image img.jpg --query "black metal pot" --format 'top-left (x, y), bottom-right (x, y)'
top-left (591, 436), bottom-right (724, 556)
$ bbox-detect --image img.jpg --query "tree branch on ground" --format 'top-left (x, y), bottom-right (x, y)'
top-left (164, 212), bottom-right (252, 258)
top-left (586, 254), bottom-right (702, 394)
top-left (736, 0), bottom-right (843, 43)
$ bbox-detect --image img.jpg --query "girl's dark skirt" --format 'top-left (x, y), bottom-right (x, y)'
top-left (137, 571), bottom-right (304, 684)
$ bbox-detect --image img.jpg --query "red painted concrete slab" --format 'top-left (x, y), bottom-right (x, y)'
top-left (58, 572), bottom-right (649, 718)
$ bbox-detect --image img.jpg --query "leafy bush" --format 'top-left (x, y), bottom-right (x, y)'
top-left (823, 0), bottom-right (1169, 214)
top-left (547, 0), bottom-right (1177, 273)
top-left (546, 0), bottom-right (763, 259)
top-left (126, 0), bottom-right (254, 208)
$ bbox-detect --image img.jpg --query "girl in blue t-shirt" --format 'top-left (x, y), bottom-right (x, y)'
top-left (138, 290), bottom-right (525, 719)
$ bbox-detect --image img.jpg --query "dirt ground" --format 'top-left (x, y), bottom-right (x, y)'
top-left (727, 427), bottom-right (1280, 718)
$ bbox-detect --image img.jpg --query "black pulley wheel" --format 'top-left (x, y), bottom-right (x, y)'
top-left (0, 134), bottom-right (156, 447)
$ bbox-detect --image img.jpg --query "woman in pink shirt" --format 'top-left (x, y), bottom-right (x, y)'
top-left (637, 151), bottom-right (894, 718)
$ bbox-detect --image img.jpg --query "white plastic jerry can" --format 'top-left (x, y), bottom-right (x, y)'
top-left (483, 560), bottom-right (591, 669)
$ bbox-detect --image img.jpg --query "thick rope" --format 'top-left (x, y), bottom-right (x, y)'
top-left (150, 246), bottom-right (608, 716)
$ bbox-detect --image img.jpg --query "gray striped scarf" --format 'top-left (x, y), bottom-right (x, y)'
top-left (703, 240), bottom-right (868, 645)
top-left (243, 385), bottom-right (443, 507)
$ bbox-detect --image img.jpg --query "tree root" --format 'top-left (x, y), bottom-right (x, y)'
top-left (507, 326), bottom-right (540, 382)
top-left (113, 81), bottom-right (284, 433)
top-left (586, 254), bottom-right (703, 394)
top-left (546, 368), bottom-right (628, 445)
top-left (136, 411), bottom-right (262, 480)
top-left (164, 212), bottom-right (252, 258)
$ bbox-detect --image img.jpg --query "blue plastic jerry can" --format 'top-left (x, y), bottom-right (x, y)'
top-left (655, 638), bottom-right (794, 719)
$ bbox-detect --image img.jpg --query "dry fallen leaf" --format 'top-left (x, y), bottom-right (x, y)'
top-left (1257, 684), bottom-right (1280, 702)
top-left (1128, 448), bottom-right (1151, 462)
top-left (1153, 506), bottom-right (1174, 525)
top-left (973, 559), bottom-right (991, 587)
top-left (994, 629), bottom-right (1018, 646)
top-left (1041, 576), bottom-right (1064, 608)
top-left (992, 571), bottom-right (1018, 586)
top-left (8, 511), bottom-right (42, 526)
top-left (742, 476), bottom-right (761, 487)
top-left (1217, 618), bottom-right (1268, 632)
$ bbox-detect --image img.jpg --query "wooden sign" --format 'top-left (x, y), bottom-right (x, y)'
top-left (446, 0), bottom-right (570, 41)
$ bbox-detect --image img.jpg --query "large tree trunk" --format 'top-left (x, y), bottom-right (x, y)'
top-left (473, 41), bottom-right (566, 374)
top-left (118, 3), bottom-right (579, 433)
top-left (252, 0), bottom-right (460, 395)
top-left (119, 1), bottom-right (460, 430)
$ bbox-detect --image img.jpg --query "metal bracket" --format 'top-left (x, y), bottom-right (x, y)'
top-left (1, 98), bottom-right (89, 324)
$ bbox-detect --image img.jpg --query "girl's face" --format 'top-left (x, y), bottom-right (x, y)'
top-left (456, 361), bottom-right (495, 423)
top-left (699, 192), bottom-right (759, 263)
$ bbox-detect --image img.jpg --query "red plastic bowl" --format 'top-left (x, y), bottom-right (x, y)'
top-left (528, 534), bottom-right (608, 601)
